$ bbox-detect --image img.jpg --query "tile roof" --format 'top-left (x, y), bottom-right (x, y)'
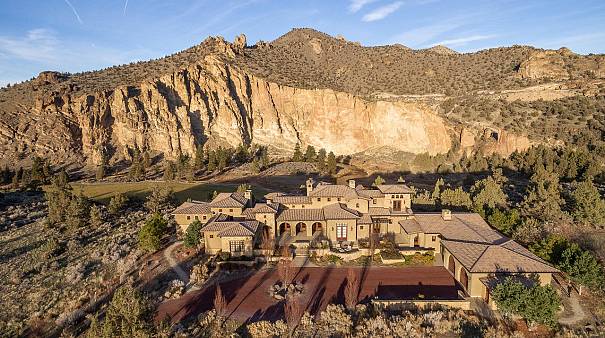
top-left (368, 207), bottom-right (391, 216)
top-left (358, 214), bottom-right (373, 224)
top-left (201, 220), bottom-right (259, 237)
top-left (172, 201), bottom-right (211, 215)
top-left (323, 203), bottom-right (361, 220)
top-left (271, 195), bottom-right (312, 204)
top-left (399, 219), bottom-right (422, 234)
top-left (377, 184), bottom-right (414, 194)
top-left (242, 203), bottom-right (279, 218)
top-left (357, 189), bottom-right (384, 198)
top-left (441, 239), bottom-right (558, 273)
top-left (276, 209), bottom-right (324, 222)
top-left (412, 213), bottom-right (506, 244)
top-left (209, 192), bottom-right (248, 208)
top-left (309, 184), bottom-right (361, 199)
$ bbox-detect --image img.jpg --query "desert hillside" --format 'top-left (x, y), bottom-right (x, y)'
top-left (0, 28), bottom-right (604, 169)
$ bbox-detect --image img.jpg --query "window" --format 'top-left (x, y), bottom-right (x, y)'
top-left (336, 223), bottom-right (347, 241)
top-left (393, 200), bottom-right (402, 211)
top-left (302, 205), bottom-right (305, 208)
top-left (187, 215), bottom-right (191, 220)
top-left (328, 198), bottom-right (331, 202)
top-left (203, 216), bottom-right (207, 220)
top-left (337, 198), bottom-right (341, 201)
top-left (229, 240), bottom-right (245, 252)
top-left (229, 209), bottom-right (233, 212)
top-left (432, 236), bottom-right (437, 241)
top-left (373, 200), bottom-right (377, 204)
top-left (360, 226), bottom-right (364, 230)
top-left (209, 235), bottom-right (214, 238)
top-left (356, 203), bottom-right (360, 208)
top-left (194, 216), bottom-right (199, 220)
top-left (219, 209), bottom-right (223, 212)
top-left (317, 198), bottom-right (321, 202)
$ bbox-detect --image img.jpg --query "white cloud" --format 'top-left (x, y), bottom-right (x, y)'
top-left (349, 0), bottom-right (378, 13)
top-left (0, 29), bottom-right (59, 63)
top-left (362, 1), bottom-right (403, 22)
top-left (429, 34), bottom-right (496, 47)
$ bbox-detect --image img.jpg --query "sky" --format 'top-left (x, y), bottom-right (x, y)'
top-left (1, 0), bottom-right (604, 87)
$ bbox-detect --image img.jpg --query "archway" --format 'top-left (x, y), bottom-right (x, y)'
top-left (460, 269), bottom-right (469, 291)
top-left (279, 223), bottom-right (291, 236)
top-left (448, 255), bottom-right (455, 275)
top-left (295, 222), bottom-right (307, 235)
top-left (312, 222), bottom-right (323, 234)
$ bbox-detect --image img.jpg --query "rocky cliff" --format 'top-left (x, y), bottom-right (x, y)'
top-left (0, 29), bottom-right (603, 168)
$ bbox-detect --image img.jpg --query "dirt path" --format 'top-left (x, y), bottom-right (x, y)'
top-left (164, 241), bottom-right (189, 283)
top-left (559, 292), bottom-right (586, 326)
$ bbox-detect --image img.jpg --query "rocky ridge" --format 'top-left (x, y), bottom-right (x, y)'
top-left (0, 28), bottom-right (603, 169)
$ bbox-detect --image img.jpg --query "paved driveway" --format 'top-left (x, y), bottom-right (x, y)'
top-left (157, 266), bottom-right (460, 323)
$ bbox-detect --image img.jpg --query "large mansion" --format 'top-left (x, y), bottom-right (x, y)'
top-left (172, 178), bottom-right (558, 302)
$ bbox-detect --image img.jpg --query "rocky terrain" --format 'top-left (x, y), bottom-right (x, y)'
top-left (0, 193), bottom-right (151, 336)
top-left (0, 28), bottom-right (604, 170)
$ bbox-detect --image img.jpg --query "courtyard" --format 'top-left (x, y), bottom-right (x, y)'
top-left (156, 266), bottom-right (462, 323)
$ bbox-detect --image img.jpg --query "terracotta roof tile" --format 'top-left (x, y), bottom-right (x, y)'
top-left (209, 192), bottom-right (248, 208)
top-left (323, 203), bottom-right (361, 220)
top-left (399, 219), bottom-right (422, 234)
top-left (441, 239), bottom-right (558, 273)
top-left (272, 195), bottom-right (311, 204)
top-left (309, 184), bottom-right (360, 199)
top-left (172, 201), bottom-right (211, 215)
top-left (276, 209), bottom-right (324, 222)
top-left (377, 184), bottom-right (414, 194)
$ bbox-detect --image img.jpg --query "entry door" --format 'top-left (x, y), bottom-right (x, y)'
top-left (336, 223), bottom-right (347, 241)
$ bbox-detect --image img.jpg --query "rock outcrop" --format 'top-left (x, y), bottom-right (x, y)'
top-left (1, 55), bottom-right (456, 166)
top-left (1, 29), bottom-right (602, 169)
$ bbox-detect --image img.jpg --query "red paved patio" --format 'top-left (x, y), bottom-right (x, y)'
top-left (156, 266), bottom-right (461, 323)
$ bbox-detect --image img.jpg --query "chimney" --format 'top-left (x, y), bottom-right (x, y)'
top-left (441, 209), bottom-right (452, 221)
top-left (348, 179), bottom-right (356, 189)
top-left (244, 189), bottom-right (252, 201)
top-left (306, 178), bottom-right (314, 195)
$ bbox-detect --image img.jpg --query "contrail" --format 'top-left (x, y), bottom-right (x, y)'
top-left (64, 0), bottom-right (83, 24)
top-left (123, 0), bottom-right (129, 15)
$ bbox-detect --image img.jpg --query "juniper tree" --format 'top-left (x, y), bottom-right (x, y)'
top-left (304, 145), bottom-right (316, 162)
top-left (138, 213), bottom-right (168, 252)
top-left (108, 193), bottom-right (128, 215)
top-left (292, 143), bottom-right (304, 162)
top-left (326, 151), bottom-right (337, 175)
top-left (570, 179), bottom-right (605, 226)
top-left (316, 148), bottom-right (327, 172)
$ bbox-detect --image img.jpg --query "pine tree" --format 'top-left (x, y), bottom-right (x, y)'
top-left (304, 145), bottom-right (316, 162)
top-left (570, 179), bottom-right (605, 226)
top-left (373, 175), bottom-right (385, 187)
top-left (207, 150), bottom-right (217, 172)
top-left (194, 144), bottom-right (205, 169)
top-left (316, 148), bottom-right (327, 172)
top-left (292, 143), bottom-right (303, 162)
top-left (439, 187), bottom-right (472, 210)
top-left (95, 164), bottom-right (105, 181)
top-left (432, 178), bottom-right (444, 199)
top-left (470, 176), bottom-right (508, 210)
top-left (90, 204), bottom-right (103, 227)
top-left (142, 151), bottom-right (151, 169)
top-left (163, 161), bottom-right (175, 181)
top-left (520, 165), bottom-right (563, 222)
top-left (326, 151), bottom-right (337, 175)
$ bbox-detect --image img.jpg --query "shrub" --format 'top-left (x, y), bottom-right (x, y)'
top-left (138, 213), bottom-right (168, 252)
top-left (491, 277), bottom-right (560, 327)
top-left (108, 193), bottom-right (128, 215)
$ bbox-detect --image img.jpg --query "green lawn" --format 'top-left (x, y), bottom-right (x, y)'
top-left (69, 181), bottom-right (270, 204)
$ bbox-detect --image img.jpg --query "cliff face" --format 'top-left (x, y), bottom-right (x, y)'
top-left (8, 55), bottom-right (457, 165)
top-left (3, 29), bottom-right (602, 169)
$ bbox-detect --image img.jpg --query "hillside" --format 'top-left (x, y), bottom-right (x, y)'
top-left (0, 28), bottom-right (604, 169)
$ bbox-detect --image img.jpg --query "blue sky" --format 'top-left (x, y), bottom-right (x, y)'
top-left (1, 0), bottom-right (604, 86)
